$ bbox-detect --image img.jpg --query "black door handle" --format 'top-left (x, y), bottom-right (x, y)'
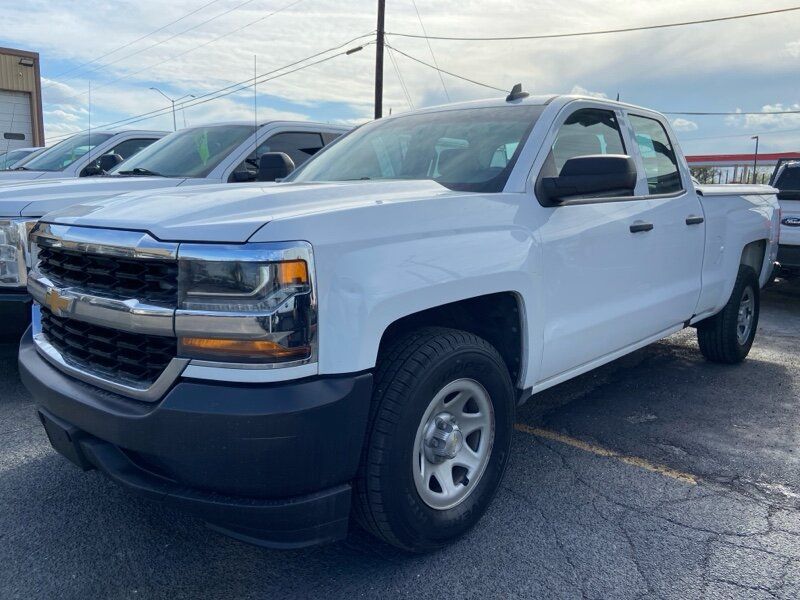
top-left (630, 222), bottom-right (654, 233)
top-left (686, 216), bottom-right (704, 225)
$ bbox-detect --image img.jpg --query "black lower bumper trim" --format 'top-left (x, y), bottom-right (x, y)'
top-left (39, 408), bottom-right (351, 548)
top-left (777, 244), bottom-right (800, 270)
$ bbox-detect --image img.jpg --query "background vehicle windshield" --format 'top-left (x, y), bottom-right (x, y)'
top-left (23, 133), bottom-right (113, 171)
top-left (289, 106), bottom-right (543, 192)
top-left (111, 125), bottom-right (254, 178)
top-left (0, 149), bottom-right (34, 170)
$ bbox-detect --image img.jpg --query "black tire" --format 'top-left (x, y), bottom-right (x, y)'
top-left (697, 265), bottom-right (760, 364)
top-left (353, 327), bottom-right (515, 552)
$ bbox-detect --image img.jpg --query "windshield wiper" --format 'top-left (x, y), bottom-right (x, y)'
top-left (116, 167), bottom-right (164, 177)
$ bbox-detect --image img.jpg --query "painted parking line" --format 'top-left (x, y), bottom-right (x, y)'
top-left (514, 423), bottom-right (699, 485)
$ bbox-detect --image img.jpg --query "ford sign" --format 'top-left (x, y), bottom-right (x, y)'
top-left (782, 217), bottom-right (800, 227)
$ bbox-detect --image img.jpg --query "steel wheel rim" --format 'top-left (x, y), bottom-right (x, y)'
top-left (737, 286), bottom-right (755, 345)
top-left (412, 378), bottom-right (495, 510)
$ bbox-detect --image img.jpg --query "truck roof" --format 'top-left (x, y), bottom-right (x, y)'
top-left (174, 120), bottom-right (350, 131)
top-left (395, 93), bottom-right (666, 119)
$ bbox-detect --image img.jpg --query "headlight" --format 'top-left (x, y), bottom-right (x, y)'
top-left (176, 242), bottom-right (316, 365)
top-left (0, 218), bottom-right (36, 288)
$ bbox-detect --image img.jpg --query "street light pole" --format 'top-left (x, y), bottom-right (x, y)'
top-left (751, 135), bottom-right (760, 184)
top-left (149, 87), bottom-right (195, 131)
top-left (375, 0), bottom-right (386, 119)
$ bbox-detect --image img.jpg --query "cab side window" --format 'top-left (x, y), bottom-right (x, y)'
top-left (256, 132), bottom-right (324, 166)
top-left (231, 132), bottom-right (325, 181)
top-left (628, 115), bottom-right (683, 195)
top-left (107, 138), bottom-right (159, 160)
top-left (541, 108), bottom-right (626, 180)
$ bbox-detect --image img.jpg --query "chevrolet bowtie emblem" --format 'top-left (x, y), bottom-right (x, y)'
top-left (44, 288), bottom-right (72, 313)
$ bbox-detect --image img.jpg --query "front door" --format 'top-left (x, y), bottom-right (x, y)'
top-left (535, 106), bottom-right (662, 381)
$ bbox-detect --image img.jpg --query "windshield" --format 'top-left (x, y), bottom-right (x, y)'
top-left (289, 106), bottom-right (544, 192)
top-left (0, 149), bottom-right (34, 170)
top-left (23, 133), bottom-right (113, 171)
top-left (111, 125), bottom-right (254, 178)
top-left (777, 165), bottom-right (800, 191)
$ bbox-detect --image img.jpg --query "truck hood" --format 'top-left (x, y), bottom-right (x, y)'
top-left (44, 180), bottom-right (458, 243)
top-left (0, 176), bottom-right (193, 218)
top-left (0, 170), bottom-right (47, 183)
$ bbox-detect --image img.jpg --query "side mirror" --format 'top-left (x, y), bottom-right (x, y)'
top-left (258, 152), bottom-right (295, 182)
top-left (81, 154), bottom-right (123, 177)
top-left (231, 170), bottom-right (256, 183)
top-left (98, 153), bottom-right (123, 173)
top-left (541, 155), bottom-right (637, 204)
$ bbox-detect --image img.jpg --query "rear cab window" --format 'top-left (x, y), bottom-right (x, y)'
top-left (628, 114), bottom-right (683, 195)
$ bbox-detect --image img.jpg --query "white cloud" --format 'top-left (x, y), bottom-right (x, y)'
top-left (725, 104), bottom-right (800, 130)
top-left (671, 118), bottom-right (698, 132)
top-left (784, 41), bottom-right (800, 57)
top-left (570, 85), bottom-right (608, 99)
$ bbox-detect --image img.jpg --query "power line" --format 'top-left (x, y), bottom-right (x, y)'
top-left (58, 0), bottom-right (309, 99)
top-left (90, 0), bottom-right (308, 94)
top-left (44, 0), bottom-right (226, 85)
top-left (409, 0), bottom-right (449, 101)
top-left (679, 126), bottom-right (800, 142)
top-left (387, 47), bottom-right (414, 109)
top-left (386, 43), bottom-right (508, 93)
top-left (386, 5), bottom-right (800, 41)
top-left (47, 34), bottom-right (374, 140)
top-left (53, 0), bottom-right (268, 88)
top-left (664, 109), bottom-right (800, 116)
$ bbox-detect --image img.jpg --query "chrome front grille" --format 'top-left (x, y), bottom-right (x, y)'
top-left (40, 307), bottom-right (176, 387)
top-left (38, 245), bottom-right (179, 305)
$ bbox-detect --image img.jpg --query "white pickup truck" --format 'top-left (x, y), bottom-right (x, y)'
top-left (20, 93), bottom-right (780, 552)
top-left (0, 121), bottom-right (347, 341)
top-left (0, 130), bottom-right (166, 182)
top-left (770, 161), bottom-right (800, 276)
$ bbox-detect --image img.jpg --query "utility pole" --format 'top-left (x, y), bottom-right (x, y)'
top-left (150, 87), bottom-right (195, 131)
top-left (751, 135), bottom-right (760, 184)
top-left (375, 0), bottom-right (386, 119)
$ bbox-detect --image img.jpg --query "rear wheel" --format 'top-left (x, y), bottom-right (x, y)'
top-left (354, 327), bottom-right (515, 552)
top-left (697, 265), bottom-right (760, 363)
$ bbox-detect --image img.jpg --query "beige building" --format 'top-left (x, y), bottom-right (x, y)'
top-left (0, 46), bottom-right (44, 152)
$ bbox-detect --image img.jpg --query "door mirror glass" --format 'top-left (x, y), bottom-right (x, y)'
top-left (258, 152), bottom-right (295, 182)
top-left (541, 155), bottom-right (637, 203)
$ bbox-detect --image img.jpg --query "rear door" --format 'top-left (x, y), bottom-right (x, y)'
top-left (536, 104), bottom-right (661, 380)
top-left (626, 112), bottom-right (705, 328)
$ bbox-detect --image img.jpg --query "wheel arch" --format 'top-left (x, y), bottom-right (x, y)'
top-left (375, 292), bottom-right (527, 390)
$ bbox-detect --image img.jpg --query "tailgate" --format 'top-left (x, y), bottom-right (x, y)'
top-left (780, 199), bottom-right (800, 248)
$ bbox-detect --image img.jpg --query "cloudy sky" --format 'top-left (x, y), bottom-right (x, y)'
top-left (1, 0), bottom-right (799, 155)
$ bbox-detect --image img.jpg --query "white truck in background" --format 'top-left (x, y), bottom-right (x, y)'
top-left (770, 160), bottom-right (800, 277)
top-left (21, 93), bottom-right (780, 552)
top-left (0, 130), bottom-right (166, 182)
top-left (0, 121), bottom-right (348, 341)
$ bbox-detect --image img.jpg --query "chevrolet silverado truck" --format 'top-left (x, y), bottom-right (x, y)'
top-left (0, 121), bottom-right (347, 342)
top-left (20, 93), bottom-right (780, 552)
top-left (0, 130), bottom-right (167, 183)
top-left (770, 160), bottom-right (800, 277)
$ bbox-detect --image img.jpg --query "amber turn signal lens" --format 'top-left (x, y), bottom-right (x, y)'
top-left (179, 337), bottom-right (310, 362)
top-left (278, 260), bottom-right (308, 285)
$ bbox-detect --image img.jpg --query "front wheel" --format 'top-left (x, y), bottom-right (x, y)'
top-left (353, 327), bottom-right (515, 552)
top-left (697, 265), bottom-right (760, 363)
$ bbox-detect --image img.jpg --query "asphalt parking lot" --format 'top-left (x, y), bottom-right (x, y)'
top-left (1, 279), bottom-right (799, 600)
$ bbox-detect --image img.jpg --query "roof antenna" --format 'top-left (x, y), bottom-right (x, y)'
top-left (506, 83), bottom-right (530, 102)
top-left (616, 92), bottom-right (620, 101)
